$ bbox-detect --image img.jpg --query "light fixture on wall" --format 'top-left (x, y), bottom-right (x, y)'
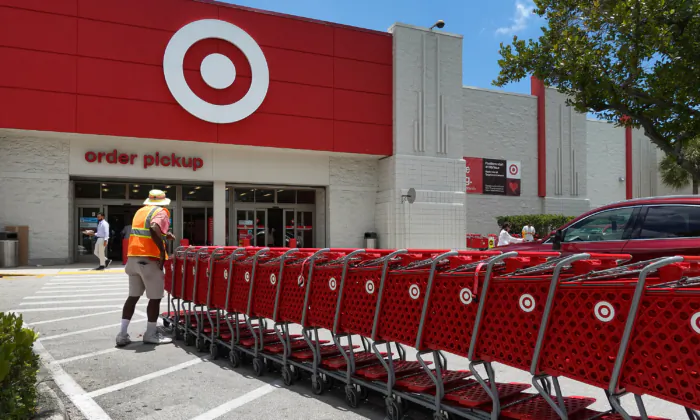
top-left (619, 177), bottom-right (625, 182)
top-left (430, 20), bottom-right (445, 30)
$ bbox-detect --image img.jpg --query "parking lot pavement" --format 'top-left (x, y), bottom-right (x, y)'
top-left (1, 272), bottom-right (690, 420)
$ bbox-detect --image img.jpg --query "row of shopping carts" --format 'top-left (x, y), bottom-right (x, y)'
top-left (160, 246), bottom-right (700, 420)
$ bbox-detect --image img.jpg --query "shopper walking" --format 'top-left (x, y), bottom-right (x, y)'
top-left (116, 190), bottom-right (175, 346)
top-left (86, 212), bottom-right (111, 270)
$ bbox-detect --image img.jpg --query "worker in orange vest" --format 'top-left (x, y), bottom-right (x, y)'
top-left (116, 189), bottom-right (175, 346)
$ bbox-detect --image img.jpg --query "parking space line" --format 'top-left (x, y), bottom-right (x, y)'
top-left (52, 348), bottom-right (120, 365)
top-left (189, 382), bottom-right (280, 420)
top-left (45, 281), bottom-right (127, 286)
top-left (40, 319), bottom-right (147, 341)
top-left (25, 310), bottom-right (123, 325)
top-left (40, 286), bottom-right (127, 291)
top-left (12, 304), bottom-right (148, 312)
top-left (87, 357), bottom-right (205, 398)
top-left (49, 275), bottom-right (125, 280)
top-left (25, 292), bottom-right (125, 299)
top-left (34, 340), bottom-right (112, 420)
top-left (21, 297), bottom-right (127, 305)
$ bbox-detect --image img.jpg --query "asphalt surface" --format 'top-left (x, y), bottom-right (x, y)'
top-left (0, 272), bottom-right (691, 420)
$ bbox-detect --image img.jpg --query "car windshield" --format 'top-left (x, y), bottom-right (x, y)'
top-left (563, 208), bottom-right (634, 243)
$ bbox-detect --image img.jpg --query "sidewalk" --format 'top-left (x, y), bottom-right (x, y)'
top-left (0, 262), bottom-right (125, 277)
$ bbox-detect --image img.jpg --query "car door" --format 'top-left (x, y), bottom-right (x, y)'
top-left (559, 206), bottom-right (639, 256)
top-left (622, 204), bottom-right (700, 261)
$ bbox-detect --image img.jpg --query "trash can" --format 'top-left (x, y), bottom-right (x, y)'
top-left (0, 232), bottom-right (20, 268)
top-left (363, 232), bottom-right (378, 249)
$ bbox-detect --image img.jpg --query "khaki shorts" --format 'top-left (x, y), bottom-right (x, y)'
top-left (126, 257), bottom-right (165, 299)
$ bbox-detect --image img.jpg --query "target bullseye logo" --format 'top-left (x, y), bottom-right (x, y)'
top-left (192, 266), bottom-right (196, 275)
top-left (163, 19), bottom-right (269, 124)
top-left (297, 275), bottom-right (305, 287)
top-left (509, 164), bottom-right (519, 176)
top-left (459, 288), bottom-right (473, 305)
top-left (365, 280), bottom-right (375, 294)
top-left (206, 268), bottom-right (210, 278)
top-left (691, 312), bottom-right (700, 334)
top-left (181, 265), bottom-right (185, 274)
top-left (409, 284), bottom-right (420, 300)
top-left (223, 269), bottom-right (228, 280)
top-left (519, 294), bottom-right (535, 312)
top-left (329, 277), bottom-right (337, 291)
top-left (594, 301), bottom-right (615, 322)
top-left (244, 271), bottom-right (250, 282)
top-left (270, 273), bottom-right (277, 286)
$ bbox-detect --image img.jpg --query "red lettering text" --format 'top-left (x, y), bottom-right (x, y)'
top-left (193, 158), bottom-right (203, 171)
top-left (143, 154), bottom-right (155, 169)
top-left (85, 151), bottom-right (97, 162)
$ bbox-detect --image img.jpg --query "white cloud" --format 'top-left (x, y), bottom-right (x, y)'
top-left (495, 0), bottom-right (536, 36)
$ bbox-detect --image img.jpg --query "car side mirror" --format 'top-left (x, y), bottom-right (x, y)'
top-left (552, 230), bottom-right (564, 251)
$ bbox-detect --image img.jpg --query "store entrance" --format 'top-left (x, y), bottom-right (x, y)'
top-left (107, 205), bottom-right (141, 262)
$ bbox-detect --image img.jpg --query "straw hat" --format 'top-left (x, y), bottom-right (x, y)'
top-left (143, 189), bottom-right (171, 206)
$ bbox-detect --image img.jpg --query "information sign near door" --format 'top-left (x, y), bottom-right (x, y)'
top-left (464, 157), bottom-right (521, 196)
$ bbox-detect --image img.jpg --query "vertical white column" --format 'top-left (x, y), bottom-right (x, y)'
top-left (213, 181), bottom-right (227, 246)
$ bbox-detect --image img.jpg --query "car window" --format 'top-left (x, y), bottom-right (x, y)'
top-left (638, 205), bottom-right (700, 239)
top-left (563, 207), bottom-right (634, 243)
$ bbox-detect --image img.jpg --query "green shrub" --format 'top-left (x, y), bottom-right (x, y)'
top-left (496, 214), bottom-right (575, 238)
top-left (0, 312), bottom-right (40, 419)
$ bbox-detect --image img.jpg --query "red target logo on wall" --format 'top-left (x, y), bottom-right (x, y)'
top-left (691, 312), bottom-right (700, 334)
top-left (509, 164), bottom-right (519, 177)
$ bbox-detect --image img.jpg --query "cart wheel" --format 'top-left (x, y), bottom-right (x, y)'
top-left (322, 374), bottom-right (334, 391)
top-left (185, 333), bottom-right (195, 347)
top-left (229, 350), bottom-right (241, 368)
top-left (385, 397), bottom-right (402, 420)
top-left (209, 343), bottom-right (219, 360)
top-left (345, 386), bottom-right (359, 408)
top-left (433, 412), bottom-right (447, 420)
top-left (358, 386), bottom-right (369, 401)
top-left (174, 327), bottom-right (183, 340)
top-left (163, 320), bottom-right (171, 328)
top-left (281, 366), bottom-right (294, 386)
top-left (311, 375), bottom-right (324, 395)
top-left (252, 357), bottom-right (265, 377)
top-left (293, 366), bottom-right (303, 381)
top-left (195, 337), bottom-right (208, 352)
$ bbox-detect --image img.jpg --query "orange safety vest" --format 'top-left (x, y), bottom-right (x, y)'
top-left (127, 205), bottom-right (170, 259)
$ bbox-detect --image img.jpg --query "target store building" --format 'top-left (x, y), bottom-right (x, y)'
top-left (0, 0), bottom-right (663, 265)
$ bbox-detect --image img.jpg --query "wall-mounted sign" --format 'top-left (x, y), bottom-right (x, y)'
top-left (84, 149), bottom-right (203, 172)
top-left (465, 157), bottom-right (521, 196)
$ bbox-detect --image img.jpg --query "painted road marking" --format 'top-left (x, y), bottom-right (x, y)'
top-left (39, 319), bottom-right (147, 341)
top-left (25, 310), bottom-right (123, 326)
top-left (21, 298), bottom-right (128, 305)
top-left (45, 280), bottom-right (126, 286)
top-left (25, 292), bottom-right (125, 299)
top-left (12, 304), bottom-right (148, 312)
top-left (34, 341), bottom-right (112, 420)
top-left (190, 382), bottom-right (281, 420)
top-left (39, 286), bottom-right (127, 291)
top-left (52, 348), bottom-right (120, 365)
top-left (87, 358), bottom-right (205, 398)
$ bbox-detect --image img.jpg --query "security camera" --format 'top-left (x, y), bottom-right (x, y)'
top-left (430, 20), bottom-right (445, 30)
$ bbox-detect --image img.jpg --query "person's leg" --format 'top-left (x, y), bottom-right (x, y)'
top-left (93, 240), bottom-right (101, 269)
top-left (143, 259), bottom-right (171, 344)
top-left (117, 258), bottom-right (145, 346)
top-left (95, 239), bottom-right (106, 268)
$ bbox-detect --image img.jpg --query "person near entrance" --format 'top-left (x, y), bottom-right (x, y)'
top-left (84, 212), bottom-right (111, 270)
top-left (116, 190), bottom-right (175, 346)
top-left (521, 222), bottom-right (536, 242)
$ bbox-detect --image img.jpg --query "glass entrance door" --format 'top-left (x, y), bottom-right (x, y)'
top-left (283, 210), bottom-right (313, 248)
top-left (77, 206), bottom-right (102, 262)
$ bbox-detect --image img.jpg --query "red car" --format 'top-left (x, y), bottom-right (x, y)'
top-left (498, 195), bottom-right (700, 262)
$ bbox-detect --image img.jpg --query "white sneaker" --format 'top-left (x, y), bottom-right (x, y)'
top-left (143, 330), bottom-right (173, 345)
top-left (116, 332), bottom-right (132, 347)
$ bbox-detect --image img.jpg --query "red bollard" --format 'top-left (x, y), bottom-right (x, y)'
top-left (289, 238), bottom-right (297, 248)
top-left (180, 239), bottom-right (190, 247)
top-left (242, 238), bottom-right (251, 247)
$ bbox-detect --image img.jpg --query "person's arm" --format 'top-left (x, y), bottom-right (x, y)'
top-left (103, 222), bottom-right (110, 245)
top-left (150, 222), bottom-right (166, 269)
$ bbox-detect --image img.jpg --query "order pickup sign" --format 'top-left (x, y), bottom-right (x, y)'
top-left (84, 150), bottom-right (204, 172)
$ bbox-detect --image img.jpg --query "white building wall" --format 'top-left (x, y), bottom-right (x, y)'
top-left (585, 120), bottom-right (627, 208)
top-left (380, 23), bottom-right (466, 250)
top-left (0, 133), bottom-right (71, 265)
top-left (462, 87), bottom-right (541, 235)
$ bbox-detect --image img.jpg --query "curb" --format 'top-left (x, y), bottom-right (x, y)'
top-left (34, 376), bottom-right (67, 420)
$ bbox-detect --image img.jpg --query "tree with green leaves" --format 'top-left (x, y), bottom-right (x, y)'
top-left (658, 137), bottom-right (700, 194)
top-left (494, 0), bottom-right (700, 180)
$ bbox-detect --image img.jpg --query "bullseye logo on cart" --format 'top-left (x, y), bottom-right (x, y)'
top-left (84, 150), bottom-right (204, 172)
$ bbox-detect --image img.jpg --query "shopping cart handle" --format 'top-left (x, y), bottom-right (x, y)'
top-left (505, 251), bottom-right (561, 258)
top-left (585, 253), bottom-right (632, 261)
top-left (680, 255), bottom-right (700, 262)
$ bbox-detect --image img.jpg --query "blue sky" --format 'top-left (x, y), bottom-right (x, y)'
top-left (221, 0), bottom-right (545, 95)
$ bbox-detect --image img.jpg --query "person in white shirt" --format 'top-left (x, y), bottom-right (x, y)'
top-left (521, 223), bottom-right (536, 242)
top-left (498, 222), bottom-right (524, 246)
top-left (84, 212), bottom-right (111, 270)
